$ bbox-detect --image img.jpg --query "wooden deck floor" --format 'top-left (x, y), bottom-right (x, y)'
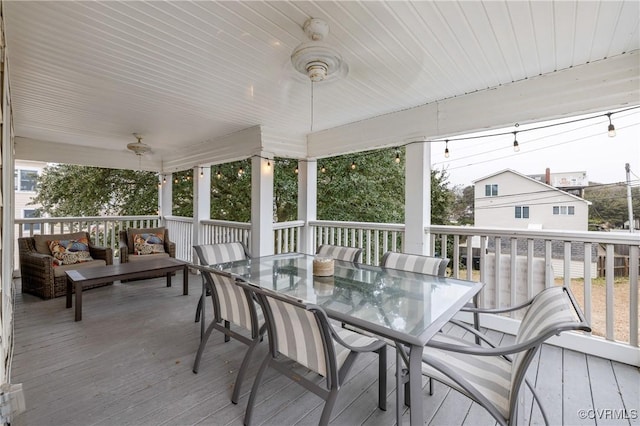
top-left (10, 272), bottom-right (639, 426)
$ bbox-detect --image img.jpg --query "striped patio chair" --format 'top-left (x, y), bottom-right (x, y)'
top-left (190, 265), bottom-right (266, 404)
top-left (194, 242), bottom-right (250, 330)
top-left (380, 251), bottom-right (450, 277)
top-left (238, 281), bottom-right (388, 426)
top-left (421, 286), bottom-right (591, 426)
top-left (316, 244), bottom-right (363, 263)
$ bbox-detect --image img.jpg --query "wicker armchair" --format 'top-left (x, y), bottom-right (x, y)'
top-left (118, 227), bottom-right (176, 280)
top-left (18, 231), bottom-right (113, 299)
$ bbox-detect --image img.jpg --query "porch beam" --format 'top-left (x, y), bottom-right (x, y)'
top-left (307, 52), bottom-right (638, 158)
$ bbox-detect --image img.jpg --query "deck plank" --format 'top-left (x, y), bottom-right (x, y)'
top-left (10, 275), bottom-right (639, 426)
top-left (563, 349), bottom-right (596, 426)
top-left (611, 361), bottom-right (640, 426)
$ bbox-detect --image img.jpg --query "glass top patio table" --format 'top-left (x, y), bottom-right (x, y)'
top-left (207, 252), bottom-right (483, 348)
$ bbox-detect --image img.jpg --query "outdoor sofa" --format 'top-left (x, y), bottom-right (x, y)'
top-left (18, 231), bottom-right (113, 299)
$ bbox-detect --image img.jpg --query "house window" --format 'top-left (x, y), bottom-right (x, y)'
top-left (553, 205), bottom-right (575, 215)
top-left (485, 184), bottom-right (498, 197)
top-left (515, 206), bottom-right (529, 219)
top-left (14, 169), bottom-right (38, 192)
top-left (22, 209), bottom-right (41, 232)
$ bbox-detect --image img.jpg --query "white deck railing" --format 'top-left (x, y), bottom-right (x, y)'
top-left (13, 215), bottom-right (639, 365)
top-left (15, 215), bottom-right (160, 255)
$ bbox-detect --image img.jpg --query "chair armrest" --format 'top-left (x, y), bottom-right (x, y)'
top-left (328, 322), bottom-right (386, 353)
top-left (19, 251), bottom-right (55, 280)
top-left (165, 240), bottom-right (176, 258)
top-left (119, 232), bottom-right (129, 263)
top-left (461, 298), bottom-right (534, 315)
top-left (89, 245), bottom-right (113, 265)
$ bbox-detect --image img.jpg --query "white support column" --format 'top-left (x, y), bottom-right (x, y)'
top-left (404, 141), bottom-right (431, 255)
top-left (159, 173), bottom-right (172, 226)
top-left (298, 159), bottom-right (317, 255)
top-left (250, 154), bottom-right (274, 257)
top-left (192, 166), bottom-right (211, 257)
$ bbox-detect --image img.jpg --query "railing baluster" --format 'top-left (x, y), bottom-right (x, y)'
top-left (584, 242), bottom-right (592, 335)
top-left (629, 244), bottom-right (638, 347)
top-left (605, 244), bottom-right (615, 341)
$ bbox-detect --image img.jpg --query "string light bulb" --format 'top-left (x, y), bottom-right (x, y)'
top-left (606, 112), bottom-right (616, 137)
top-left (238, 166), bottom-right (244, 176)
top-left (294, 165), bottom-right (299, 174)
top-left (216, 169), bottom-right (222, 179)
top-left (266, 159), bottom-right (271, 169)
top-left (351, 160), bottom-right (356, 170)
top-left (395, 152), bottom-right (401, 163)
top-left (162, 175), bottom-right (166, 184)
top-left (444, 140), bottom-right (450, 158)
top-left (512, 132), bottom-right (520, 152)
top-left (199, 167), bottom-right (204, 178)
top-left (321, 164), bottom-right (326, 173)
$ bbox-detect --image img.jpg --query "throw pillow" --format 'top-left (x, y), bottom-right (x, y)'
top-left (48, 238), bottom-right (93, 266)
top-left (133, 232), bottom-right (165, 255)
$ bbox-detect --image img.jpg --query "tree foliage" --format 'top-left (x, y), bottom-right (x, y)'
top-left (316, 148), bottom-right (453, 224)
top-left (32, 164), bottom-right (158, 216)
top-left (584, 182), bottom-right (640, 230)
top-left (31, 148), bottom-right (456, 225)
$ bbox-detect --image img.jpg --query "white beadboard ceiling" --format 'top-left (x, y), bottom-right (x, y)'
top-left (3, 0), bottom-right (639, 171)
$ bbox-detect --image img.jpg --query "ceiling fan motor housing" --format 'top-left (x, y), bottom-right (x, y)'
top-left (291, 18), bottom-right (348, 83)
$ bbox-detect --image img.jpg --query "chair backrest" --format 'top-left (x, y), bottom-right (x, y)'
top-left (509, 286), bottom-right (590, 412)
top-left (380, 251), bottom-right (449, 277)
top-left (204, 269), bottom-right (258, 333)
top-left (241, 282), bottom-right (336, 380)
top-left (316, 245), bottom-right (363, 263)
top-left (194, 242), bottom-right (249, 265)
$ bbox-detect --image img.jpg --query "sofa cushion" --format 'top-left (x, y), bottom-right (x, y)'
top-left (126, 252), bottom-right (170, 262)
top-left (48, 238), bottom-right (93, 266)
top-left (34, 232), bottom-right (88, 255)
top-left (52, 259), bottom-right (107, 277)
top-left (132, 232), bottom-right (165, 255)
top-left (127, 227), bottom-right (165, 252)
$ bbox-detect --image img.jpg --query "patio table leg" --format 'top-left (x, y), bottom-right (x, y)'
top-left (408, 344), bottom-right (424, 425)
top-left (75, 281), bottom-right (83, 322)
top-left (182, 265), bottom-right (188, 295)
top-left (166, 272), bottom-right (171, 287)
top-left (66, 279), bottom-right (73, 309)
top-left (396, 347), bottom-right (405, 425)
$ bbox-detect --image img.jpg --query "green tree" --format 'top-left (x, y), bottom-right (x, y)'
top-left (451, 184), bottom-right (475, 225)
top-left (210, 160), bottom-right (252, 222)
top-left (317, 147), bottom-right (454, 224)
top-left (32, 149), bottom-right (455, 226)
top-left (584, 182), bottom-right (640, 230)
top-left (32, 164), bottom-right (158, 216)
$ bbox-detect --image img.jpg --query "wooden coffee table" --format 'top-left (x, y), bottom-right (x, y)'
top-left (65, 257), bottom-right (189, 321)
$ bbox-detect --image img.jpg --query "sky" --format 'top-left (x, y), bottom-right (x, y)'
top-left (430, 106), bottom-right (640, 189)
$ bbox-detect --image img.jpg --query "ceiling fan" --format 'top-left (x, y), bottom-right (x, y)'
top-left (290, 18), bottom-right (348, 83)
top-left (127, 133), bottom-right (151, 156)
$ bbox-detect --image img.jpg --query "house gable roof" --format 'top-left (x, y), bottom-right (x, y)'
top-left (473, 169), bottom-right (592, 205)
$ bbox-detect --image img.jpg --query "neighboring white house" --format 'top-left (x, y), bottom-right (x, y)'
top-left (14, 160), bottom-right (46, 235)
top-left (474, 169), bottom-right (591, 231)
top-left (472, 169), bottom-right (595, 279)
